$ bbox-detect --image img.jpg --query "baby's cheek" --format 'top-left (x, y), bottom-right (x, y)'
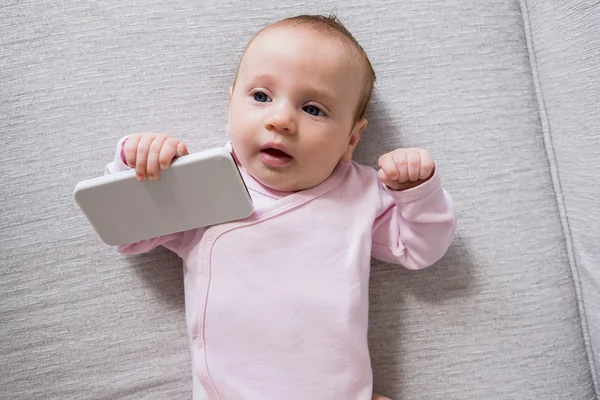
top-left (310, 145), bottom-right (341, 175)
top-left (231, 134), bottom-right (255, 165)
top-left (238, 133), bottom-right (255, 151)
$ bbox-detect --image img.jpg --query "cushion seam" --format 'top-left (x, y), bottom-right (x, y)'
top-left (519, 0), bottom-right (599, 395)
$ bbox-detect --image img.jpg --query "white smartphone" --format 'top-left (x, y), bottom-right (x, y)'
top-left (74, 147), bottom-right (254, 246)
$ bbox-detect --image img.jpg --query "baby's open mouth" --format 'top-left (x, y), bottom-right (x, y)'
top-left (260, 146), bottom-right (294, 167)
top-left (261, 148), bottom-right (292, 159)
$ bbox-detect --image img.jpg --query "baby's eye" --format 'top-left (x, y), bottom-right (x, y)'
top-left (303, 105), bottom-right (324, 117)
top-left (253, 92), bottom-right (271, 102)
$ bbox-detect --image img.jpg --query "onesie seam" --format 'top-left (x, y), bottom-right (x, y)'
top-left (195, 162), bottom-right (351, 397)
top-left (371, 241), bottom-right (406, 256)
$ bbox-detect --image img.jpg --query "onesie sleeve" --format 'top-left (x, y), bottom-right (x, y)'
top-left (103, 136), bottom-right (199, 256)
top-left (371, 167), bottom-right (457, 269)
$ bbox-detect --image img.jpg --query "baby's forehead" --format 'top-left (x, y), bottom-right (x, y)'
top-left (264, 25), bottom-right (354, 52)
top-left (241, 25), bottom-right (363, 75)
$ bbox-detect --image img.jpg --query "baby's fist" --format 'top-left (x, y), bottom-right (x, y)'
top-left (377, 148), bottom-right (435, 191)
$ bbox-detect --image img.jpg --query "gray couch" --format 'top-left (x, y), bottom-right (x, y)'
top-left (2, 0), bottom-right (598, 398)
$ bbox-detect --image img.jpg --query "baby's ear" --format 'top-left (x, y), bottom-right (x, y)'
top-left (341, 118), bottom-right (368, 162)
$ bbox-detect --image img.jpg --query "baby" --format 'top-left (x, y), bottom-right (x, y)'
top-left (105, 14), bottom-right (456, 400)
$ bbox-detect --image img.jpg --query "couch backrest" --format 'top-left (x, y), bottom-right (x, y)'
top-left (523, 0), bottom-right (600, 392)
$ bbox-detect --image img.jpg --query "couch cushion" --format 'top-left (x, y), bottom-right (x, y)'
top-left (522, 0), bottom-right (600, 393)
top-left (0, 0), bottom-right (596, 399)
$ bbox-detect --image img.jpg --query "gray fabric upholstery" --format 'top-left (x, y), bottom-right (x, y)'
top-left (522, 0), bottom-right (600, 391)
top-left (1, 1), bottom-right (598, 399)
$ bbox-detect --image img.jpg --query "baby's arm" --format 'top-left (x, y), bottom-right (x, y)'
top-left (104, 135), bottom-right (198, 256)
top-left (371, 148), bottom-right (456, 269)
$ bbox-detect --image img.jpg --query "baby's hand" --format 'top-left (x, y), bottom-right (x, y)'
top-left (377, 148), bottom-right (435, 191)
top-left (123, 133), bottom-right (189, 181)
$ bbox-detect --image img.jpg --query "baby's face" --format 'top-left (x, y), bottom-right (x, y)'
top-left (228, 26), bottom-right (367, 192)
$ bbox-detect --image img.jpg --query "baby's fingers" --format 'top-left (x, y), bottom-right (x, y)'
top-left (176, 142), bottom-right (189, 158)
top-left (419, 149), bottom-right (435, 180)
top-left (158, 138), bottom-right (185, 171)
top-left (378, 168), bottom-right (403, 190)
top-left (405, 149), bottom-right (421, 182)
top-left (160, 140), bottom-right (189, 170)
top-left (146, 135), bottom-right (169, 180)
top-left (391, 149), bottom-right (408, 183)
top-left (135, 135), bottom-right (157, 180)
top-left (378, 153), bottom-right (399, 181)
top-left (377, 167), bottom-right (392, 184)
top-left (123, 135), bottom-right (142, 168)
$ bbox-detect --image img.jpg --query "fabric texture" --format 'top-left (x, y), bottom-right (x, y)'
top-left (105, 138), bottom-right (456, 400)
top-left (521, 0), bottom-right (600, 393)
top-left (1, 0), bottom-right (598, 399)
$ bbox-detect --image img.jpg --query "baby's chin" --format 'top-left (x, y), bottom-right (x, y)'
top-left (254, 174), bottom-right (303, 193)
top-left (250, 168), bottom-right (321, 193)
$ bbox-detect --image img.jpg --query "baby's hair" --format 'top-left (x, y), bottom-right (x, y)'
top-left (233, 14), bottom-right (376, 123)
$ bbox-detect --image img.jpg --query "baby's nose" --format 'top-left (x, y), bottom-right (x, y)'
top-left (265, 103), bottom-right (297, 134)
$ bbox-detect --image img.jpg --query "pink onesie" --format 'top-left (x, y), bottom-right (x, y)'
top-left (105, 137), bottom-right (457, 400)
